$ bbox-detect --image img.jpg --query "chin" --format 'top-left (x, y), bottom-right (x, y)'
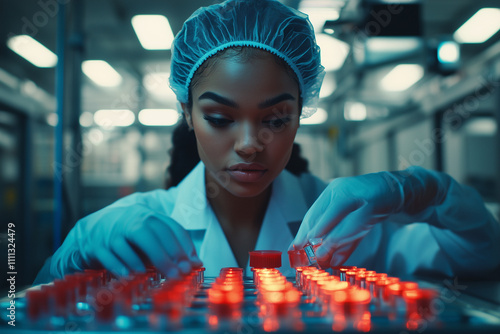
top-left (225, 181), bottom-right (272, 198)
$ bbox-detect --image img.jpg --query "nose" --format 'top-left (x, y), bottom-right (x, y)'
top-left (234, 121), bottom-right (264, 157)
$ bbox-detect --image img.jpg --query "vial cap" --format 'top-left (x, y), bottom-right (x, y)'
top-left (403, 288), bottom-right (437, 302)
top-left (387, 281), bottom-right (419, 296)
top-left (249, 250), bottom-right (282, 268)
top-left (288, 249), bottom-right (309, 268)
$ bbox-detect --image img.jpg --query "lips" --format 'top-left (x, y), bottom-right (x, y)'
top-left (227, 163), bottom-right (267, 172)
top-left (226, 163), bottom-right (268, 182)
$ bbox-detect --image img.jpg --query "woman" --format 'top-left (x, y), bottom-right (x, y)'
top-left (35, 0), bottom-right (499, 283)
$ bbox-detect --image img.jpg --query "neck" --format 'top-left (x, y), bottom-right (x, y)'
top-left (205, 170), bottom-right (272, 268)
top-left (206, 171), bottom-right (272, 228)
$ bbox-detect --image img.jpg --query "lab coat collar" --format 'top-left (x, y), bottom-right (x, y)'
top-left (170, 162), bottom-right (310, 277)
top-left (170, 162), bottom-right (210, 230)
top-left (170, 162), bottom-right (239, 276)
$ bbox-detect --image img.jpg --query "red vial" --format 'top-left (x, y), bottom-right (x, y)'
top-left (330, 288), bottom-right (372, 332)
top-left (194, 267), bottom-right (206, 285)
top-left (403, 288), bottom-right (438, 330)
top-left (288, 249), bottom-right (309, 268)
top-left (366, 273), bottom-right (387, 297)
top-left (208, 282), bottom-right (244, 331)
top-left (249, 250), bottom-right (282, 269)
top-left (26, 289), bottom-right (47, 321)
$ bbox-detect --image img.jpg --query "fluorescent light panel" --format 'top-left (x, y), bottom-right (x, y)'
top-left (320, 76), bottom-right (336, 98)
top-left (316, 34), bottom-right (350, 71)
top-left (454, 8), bottom-right (500, 44)
top-left (94, 109), bottom-right (135, 127)
top-left (82, 60), bottom-right (122, 87)
top-left (438, 41), bottom-right (460, 63)
top-left (465, 118), bottom-right (497, 136)
top-left (143, 72), bottom-right (177, 100)
top-left (344, 102), bottom-right (366, 121)
top-left (300, 107), bottom-right (328, 125)
top-left (302, 8), bottom-right (340, 32)
top-left (7, 35), bottom-right (57, 68)
top-left (138, 109), bottom-right (179, 126)
top-left (132, 15), bottom-right (174, 50)
top-left (365, 37), bottom-right (421, 54)
top-left (46, 113), bottom-right (58, 126)
top-left (381, 64), bottom-right (424, 92)
top-left (299, 0), bottom-right (342, 32)
top-left (79, 111), bottom-right (94, 127)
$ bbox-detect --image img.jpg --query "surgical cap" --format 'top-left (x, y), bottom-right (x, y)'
top-left (169, 0), bottom-right (325, 117)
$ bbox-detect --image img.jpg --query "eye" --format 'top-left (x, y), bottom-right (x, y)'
top-left (203, 114), bottom-right (233, 128)
top-left (263, 117), bottom-right (291, 129)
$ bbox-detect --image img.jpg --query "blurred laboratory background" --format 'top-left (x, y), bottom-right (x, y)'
top-left (0, 0), bottom-right (499, 290)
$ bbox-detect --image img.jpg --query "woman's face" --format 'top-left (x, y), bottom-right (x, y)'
top-left (184, 52), bottom-right (301, 198)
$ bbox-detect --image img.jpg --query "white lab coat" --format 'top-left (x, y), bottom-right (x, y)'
top-left (35, 162), bottom-right (500, 283)
top-left (165, 162), bottom-right (326, 277)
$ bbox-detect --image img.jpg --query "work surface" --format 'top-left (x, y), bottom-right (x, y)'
top-left (1, 267), bottom-right (500, 333)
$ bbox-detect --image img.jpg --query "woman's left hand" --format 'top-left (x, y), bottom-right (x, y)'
top-left (290, 166), bottom-right (500, 275)
top-left (289, 166), bottom-right (450, 267)
top-left (290, 171), bottom-right (406, 267)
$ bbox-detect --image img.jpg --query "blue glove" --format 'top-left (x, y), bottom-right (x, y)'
top-left (290, 166), bottom-right (500, 271)
top-left (49, 200), bottom-right (202, 280)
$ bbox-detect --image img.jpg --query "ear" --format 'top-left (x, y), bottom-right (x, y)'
top-left (180, 103), bottom-right (194, 130)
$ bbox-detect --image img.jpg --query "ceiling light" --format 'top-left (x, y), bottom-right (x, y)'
top-left (380, 64), bottom-right (424, 92)
top-left (316, 34), bottom-right (350, 71)
top-left (7, 35), bottom-right (57, 68)
top-left (79, 111), bottom-right (94, 127)
top-left (320, 75), bottom-right (336, 98)
top-left (82, 60), bottom-right (122, 87)
top-left (300, 107), bottom-right (328, 125)
top-left (464, 118), bottom-right (497, 136)
top-left (143, 72), bottom-right (176, 100)
top-left (453, 8), bottom-right (500, 44)
top-left (299, 7), bottom-right (340, 32)
top-left (132, 15), bottom-right (174, 50)
top-left (438, 41), bottom-right (460, 63)
top-left (138, 109), bottom-right (179, 126)
top-left (365, 37), bottom-right (421, 54)
top-left (46, 113), bottom-right (58, 126)
top-left (94, 109), bottom-right (135, 127)
top-left (344, 102), bottom-right (367, 121)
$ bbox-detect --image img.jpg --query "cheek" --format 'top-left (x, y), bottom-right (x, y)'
top-left (192, 120), bottom-right (232, 163)
top-left (267, 127), bottom-right (298, 163)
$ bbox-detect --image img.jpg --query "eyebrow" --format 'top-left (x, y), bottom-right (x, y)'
top-left (258, 93), bottom-right (296, 109)
top-left (198, 92), bottom-right (295, 109)
top-left (198, 92), bottom-right (238, 108)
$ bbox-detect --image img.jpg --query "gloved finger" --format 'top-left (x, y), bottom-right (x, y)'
top-left (314, 201), bottom-right (376, 264)
top-left (94, 249), bottom-right (130, 277)
top-left (291, 185), bottom-right (338, 249)
top-left (303, 199), bottom-right (364, 246)
top-left (291, 196), bottom-right (359, 250)
top-left (290, 206), bottom-right (326, 250)
top-left (110, 237), bottom-right (146, 273)
top-left (318, 240), bottom-right (361, 268)
top-left (125, 224), bottom-right (181, 279)
top-left (162, 218), bottom-right (203, 266)
top-left (144, 217), bottom-right (196, 272)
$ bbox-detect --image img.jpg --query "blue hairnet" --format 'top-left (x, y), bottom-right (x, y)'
top-left (169, 0), bottom-right (325, 117)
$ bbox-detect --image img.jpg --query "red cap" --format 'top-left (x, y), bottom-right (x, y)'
top-left (249, 250), bottom-right (282, 268)
top-left (288, 249), bottom-right (310, 268)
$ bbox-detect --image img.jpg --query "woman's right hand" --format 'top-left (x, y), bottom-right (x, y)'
top-left (50, 203), bottom-right (202, 279)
